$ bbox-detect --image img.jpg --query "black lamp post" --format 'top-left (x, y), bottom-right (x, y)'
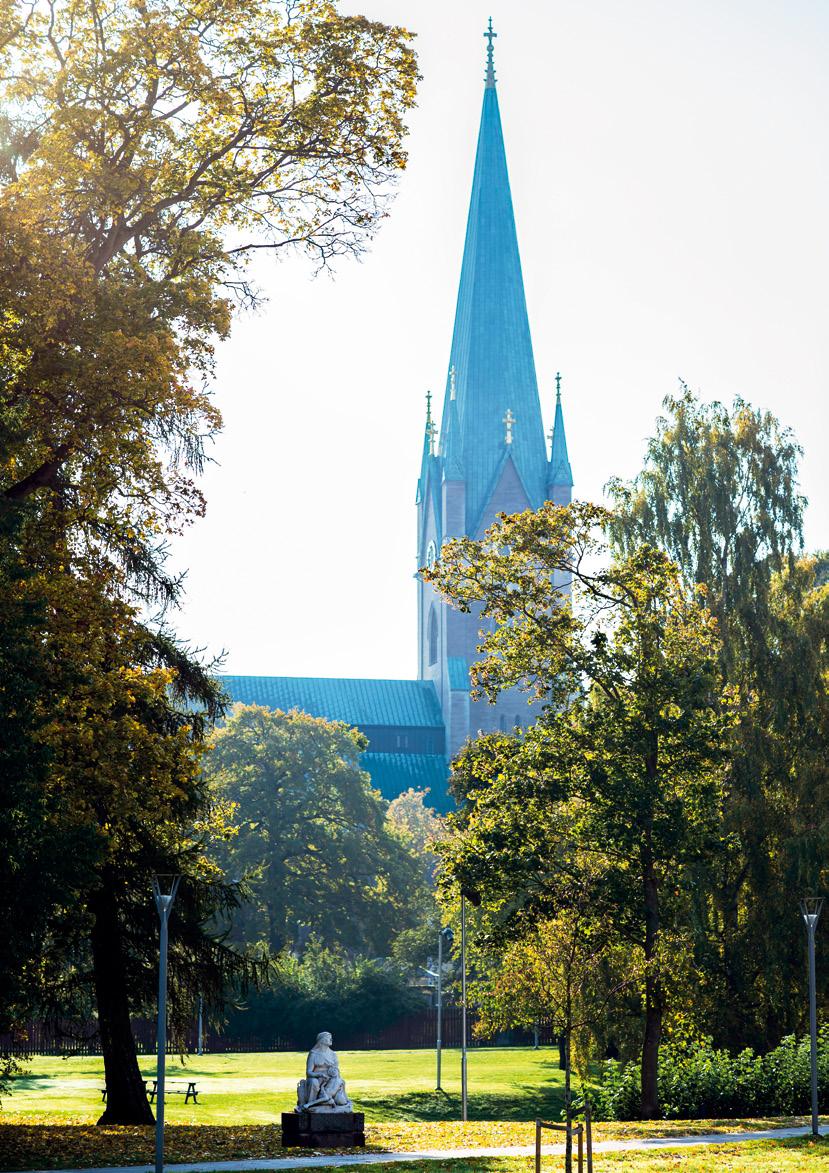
top-left (436, 926), bottom-right (453, 1090)
top-left (459, 885), bottom-right (481, 1123)
top-left (801, 897), bottom-right (824, 1138)
top-left (153, 876), bottom-right (180, 1173)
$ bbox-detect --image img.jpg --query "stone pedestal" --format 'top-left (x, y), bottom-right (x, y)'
top-left (281, 1110), bottom-right (366, 1148)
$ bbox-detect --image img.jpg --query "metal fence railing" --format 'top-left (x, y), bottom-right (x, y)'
top-left (1, 1009), bottom-right (561, 1057)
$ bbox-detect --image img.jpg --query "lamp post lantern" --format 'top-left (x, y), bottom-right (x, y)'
top-left (153, 875), bottom-right (180, 1173)
top-left (801, 897), bottom-right (823, 1138)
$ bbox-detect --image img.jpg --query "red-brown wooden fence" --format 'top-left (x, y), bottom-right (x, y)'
top-left (0, 1008), bottom-right (559, 1056)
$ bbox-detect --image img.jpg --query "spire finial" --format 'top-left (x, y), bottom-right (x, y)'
top-left (449, 365), bottom-right (457, 401)
top-left (425, 389), bottom-right (437, 456)
top-left (555, 371), bottom-right (562, 402)
top-left (503, 407), bottom-right (515, 446)
top-left (484, 17), bottom-right (497, 88)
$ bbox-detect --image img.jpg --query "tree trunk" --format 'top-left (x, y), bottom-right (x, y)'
top-left (90, 882), bottom-right (155, 1126)
top-left (640, 833), bottom-right (663, 1120)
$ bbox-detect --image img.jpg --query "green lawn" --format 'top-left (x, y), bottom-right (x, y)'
top-left (3, 1050), bottom-right (826, 1172)
top-left (2, 1047), bottom-right (569, 1124)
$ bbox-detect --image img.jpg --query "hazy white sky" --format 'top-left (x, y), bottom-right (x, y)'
top-left (172, 0), bottom-right (829, 680)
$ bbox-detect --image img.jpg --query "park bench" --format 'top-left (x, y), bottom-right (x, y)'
top-left (100, 1079), bottom-right (199, 1104)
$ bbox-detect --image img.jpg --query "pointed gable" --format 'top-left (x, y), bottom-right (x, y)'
top-left (439, 67), bottom-right (548, 528)
top-left (474, 450), bottom-right (533, 536)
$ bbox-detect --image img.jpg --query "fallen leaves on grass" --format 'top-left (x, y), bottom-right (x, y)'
top-left (367, 1117), bottom-right (817, 1150)
top-left (370, 1121), bottom-right (534, 1150)
top-left (0, 1124), bottom-right (300, 1172)
top-left (0, 1115), bottom-right (821, 1172)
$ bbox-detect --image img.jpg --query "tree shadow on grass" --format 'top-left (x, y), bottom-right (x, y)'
top-left (356, 1083), bottom-right (566, 1122)
top-left (6, 1075), bottom-right (52, 1093)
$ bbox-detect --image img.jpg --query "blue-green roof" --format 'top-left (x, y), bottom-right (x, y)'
top-left (439, 75), bottom-right (548, 528)
top-left (220, 676), bottom-right (444, 729)
top-left (362, 753), bottom-right (451, 812)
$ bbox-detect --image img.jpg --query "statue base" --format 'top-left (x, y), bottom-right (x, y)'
top-left (281, 1110), bottom-right (366, 1148)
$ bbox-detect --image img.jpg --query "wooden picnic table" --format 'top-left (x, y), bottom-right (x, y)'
top-left (147, 1078), bottom-right (199, 1104)
top-left (100, 1079), bottom-right (199, 1104)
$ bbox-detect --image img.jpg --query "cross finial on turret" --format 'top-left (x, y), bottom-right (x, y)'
top-left (425, 389), bottom-right (437, 455)
top-left (449, 365), bottom-right (457, 401)
top-left (555, 371), bottom-right (562, 401)
top-left (503, 407), bottom-right (515, 445)
top-left (484, 17), bottom-right (497, 88)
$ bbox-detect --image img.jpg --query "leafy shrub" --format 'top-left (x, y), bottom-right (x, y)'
top-left (589, 1058), bottom-right (642, 1120)
top-left (592, 1027), bottom-right (829, 1120)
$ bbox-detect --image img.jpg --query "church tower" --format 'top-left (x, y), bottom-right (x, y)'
top-left (416, 21), bottom-right (574, 758)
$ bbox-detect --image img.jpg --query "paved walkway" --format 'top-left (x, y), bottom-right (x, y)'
top-left (12, 1125), bottom-right (813, 1173)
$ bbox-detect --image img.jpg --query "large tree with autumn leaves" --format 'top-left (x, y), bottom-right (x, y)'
top-left (0, 0), bottom-right (417, 1123)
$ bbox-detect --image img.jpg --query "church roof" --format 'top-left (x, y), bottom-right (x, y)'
top-left (362, 753), bottom-right (451, 811)
top-left (220, 675), bottom-right (444, 729)
top-left (439, 34), bottom-right (548, 527)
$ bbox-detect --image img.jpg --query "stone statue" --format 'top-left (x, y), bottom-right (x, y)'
top-left (295, 1031), bottom-right (354, 1113)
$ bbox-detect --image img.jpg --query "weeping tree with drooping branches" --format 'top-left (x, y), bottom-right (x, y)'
top-left (607, 388), bottom-right (829, 1050)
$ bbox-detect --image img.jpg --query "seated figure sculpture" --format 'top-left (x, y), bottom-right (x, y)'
top-left (295, 1031), bottom-right (354, 1113)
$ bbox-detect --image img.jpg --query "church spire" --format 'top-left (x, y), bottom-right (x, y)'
top-left (549, 373), bottom-right (574, 493)
top-left (438, 24), bottom-right (548, 530)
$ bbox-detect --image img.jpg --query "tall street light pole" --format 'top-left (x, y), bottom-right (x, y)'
top-left (801, 897), bottom-right (824, 1138)
top-left (461, 894), bottom-right (468, 1122)
top-left (153, 875), bottom-right (180, 1173)
top-left (458, 884), bottom-right (480, 1124)
top-left (436, 926), bottom-right (453, 1091)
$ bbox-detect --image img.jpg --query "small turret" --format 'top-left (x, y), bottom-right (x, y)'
top-left (441, 366), bottom-right (465, 482)
top-left (547, 372), bottom-right (574, 505)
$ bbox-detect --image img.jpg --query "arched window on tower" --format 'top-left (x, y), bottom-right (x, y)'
top-left (427, 606), bottom-right (438, 666)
